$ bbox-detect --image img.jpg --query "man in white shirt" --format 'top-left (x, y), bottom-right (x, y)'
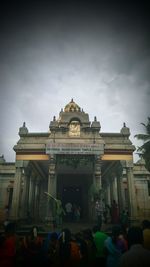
top-left (95, 199), bottom-right (104, 228)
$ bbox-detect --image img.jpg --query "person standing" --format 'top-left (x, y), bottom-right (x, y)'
top-left (118, 226), bottom-right (150, 267)
top-left (120, 210), bottom-right (129, 233)
top-left (93, 225), bottom-right (108, 267)
top-left (65, 202), bottom-right (73, 222)
top-left (102, 199), bottom-right (107, 224)
top-left (142, 220), bottom-right (150, 250)
top-left (3, 205), bottom-right (10, 228)
top-left (105, 225), bottom-right (127, 267)
top-left (111, 200), bottom-right (119, 224)
top-left (74, 205), bottom-right (81, 222)
top-left (55, 200), bottom-right (65, 227)
top-left (0, 222), bottom-right (17, 267)
top-left (95, 199), bottom-right (104, 229)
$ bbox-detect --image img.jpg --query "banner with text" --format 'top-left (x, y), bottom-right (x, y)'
top-left (46, 143), bottom-right (104, 155)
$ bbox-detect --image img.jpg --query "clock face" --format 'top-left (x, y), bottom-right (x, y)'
top-left (69, 121), bottom-right (80, 137)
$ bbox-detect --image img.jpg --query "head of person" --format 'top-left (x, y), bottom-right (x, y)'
top-left (93, 225), bottom-right (101, 233)
top-left (83, 228), bottom-right (93, 239)
top-left (127, 226), bottom-right (143, 248)
top-left (51, 232), bottom-right (58, 242)
top-left (111, 225), bottom-right (122, 243)
top-left (75, 231), bottom-right (83, 242)
top-left (4, 222), bottom-right (16, 235)
top-left (57, 199), bottom-right (62, 207)
top-left (60, 228), bottom-right (71, 243)
top-left (30, 225), bottom-right (38, 238)
top-left (0, 233), bottom-right (5, 246)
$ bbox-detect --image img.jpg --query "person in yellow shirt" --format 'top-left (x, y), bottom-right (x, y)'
top-left (142, 219), bottom-right (150, 250)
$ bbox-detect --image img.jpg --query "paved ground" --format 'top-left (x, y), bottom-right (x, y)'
top-left (40, 220), bottom-right (113, 234)
top-left (0, 219), bottom-right (113, 235)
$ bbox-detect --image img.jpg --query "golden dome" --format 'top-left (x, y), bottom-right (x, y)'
top-left (64, 99), bottom-right (81, 112)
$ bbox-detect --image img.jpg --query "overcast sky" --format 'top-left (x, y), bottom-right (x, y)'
top-left (0, 1), bottom-right (150, 163)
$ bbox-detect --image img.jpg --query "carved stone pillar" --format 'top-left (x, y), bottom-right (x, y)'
top-left (34, 177), bottom-right (41, 221)
top-left (107, 183), bottom-right (111, 206)
top-left (116, 174), bottom-right (124, 214)
top-left (29, 175), bottom-right (36, 217)
top-left (47, 155), bottom-right (56, 221)
top-left (125, 160), bottom-right (137, 219)
top-left (21, 172), bottom-right (30, 218)
top-left (94, 156), bottom-right (102, 192)
top-left (106, 182), bottom-right (111, 222)
top-left (109, 177), bottom-right (114, 204)
top-left (10, 161), bottom-right (23, 220)
top-left (112, 177), bottom-right (118, 202)
top-left (48, 156), bottom-right (56, 197)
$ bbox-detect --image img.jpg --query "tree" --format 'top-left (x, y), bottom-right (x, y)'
top-left (135, 117), bottom-right (150, 171)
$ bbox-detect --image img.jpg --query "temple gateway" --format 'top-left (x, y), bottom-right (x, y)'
top-left (0, 99), bottom-right (150, 223)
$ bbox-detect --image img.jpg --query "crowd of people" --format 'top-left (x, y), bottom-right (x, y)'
top-left (53, 201), bottom-right (81, 227)
top-left (0, 218), bottom-right (150, 267)
top-left (57, 198), bottom-right (126, 228)
top-left (94, 199), bottom-right (129, 229)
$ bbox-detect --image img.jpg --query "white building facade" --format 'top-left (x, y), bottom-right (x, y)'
top-left (0, 100), bottom-right (150, 223)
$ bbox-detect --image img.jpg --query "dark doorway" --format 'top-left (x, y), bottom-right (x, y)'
top-left (57, 174), bottom-right (92, 220)
top-left (62, 186), bottom-right (83, 219)
top-left (62, 186), bottom-right (82, 206)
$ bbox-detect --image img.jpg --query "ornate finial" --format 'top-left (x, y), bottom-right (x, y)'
top-left (64, 99), bottom-right (81, 112)
top-left (53, 116), bottom-right (56, 121)
top-left (19, 122), bottom-right (28, 135)
top-left (61, 108), bottom-right (63, 112)
top-left (121, 122), bottom-right (130, 136)
top-left (94, 116), bottom-right (97, 121)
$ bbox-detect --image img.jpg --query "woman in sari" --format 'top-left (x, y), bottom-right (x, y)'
top-left (105, 225), bottom-right (127, 267)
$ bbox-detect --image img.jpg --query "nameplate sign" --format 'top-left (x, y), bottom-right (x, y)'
top-left (46, 143), bottom-right (104, 155)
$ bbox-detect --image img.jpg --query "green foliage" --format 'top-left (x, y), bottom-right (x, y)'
top-left (135, 117), bottom-right (150, 171)
top-left (56, 155), bottom-right (94, 168)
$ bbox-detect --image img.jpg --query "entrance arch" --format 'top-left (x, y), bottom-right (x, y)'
top-left (11, 99), bottom-right (137, 223)
top-left (56, 155), bottom-right (94, 220)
